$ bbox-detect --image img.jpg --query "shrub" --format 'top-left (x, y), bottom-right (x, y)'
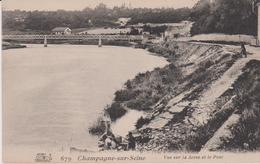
top-left (204, 60), bottom-right (214, 69)
top-left (105, 102), bottom-right (127, 121)
top-left (135, 116), bottom-right (151, 129)
top-left (114, 89), bottom-right (138, 102)
top-left (191, 0), bottom-right (256, 36)
top-left (89, 117), bottom-right (107, 136)
top-left (169, 63), bottom-right (177, 70)
top-left (126, 96), bottom-right (158, 111)
top-left (183, 104), bottom-right (235, 151)
top-left (223, 102), bottom-right (260, 151)
top-left (127, 99), bottom-right (146, 110)
top-left (125, 80), bottom-right (132, 89)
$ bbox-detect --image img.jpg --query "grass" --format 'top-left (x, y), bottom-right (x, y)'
top-left (218, 60), bottom-right (260, 151)
top-left (181, 60), bottom-right (260, 152)
top-left (221, 104), bottom-right (260, 151)
top-left (183, 105), bottom-right (235, 151)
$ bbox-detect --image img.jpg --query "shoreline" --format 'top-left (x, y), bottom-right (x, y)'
top-left (88, 42), bottom-right (170, 136)
top-left (2, 42), bottom-right (27, 50)
top-left (91, 39), bottom-right (260, 152)
top-left (88, 41), bottom-right (173, 136)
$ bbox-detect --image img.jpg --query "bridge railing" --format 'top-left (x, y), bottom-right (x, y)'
top-left (2, 34), bottom-right (143, 41)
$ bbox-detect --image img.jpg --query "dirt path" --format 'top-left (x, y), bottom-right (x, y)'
top-left (245, 45), bottom-right (260, 60)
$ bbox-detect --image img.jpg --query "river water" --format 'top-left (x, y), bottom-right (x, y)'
top-left (3, 44), bottom-right (168, 160)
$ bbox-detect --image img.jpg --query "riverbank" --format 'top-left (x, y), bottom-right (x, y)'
top-left (2, 41), bottom-right (26, 50)
top-left (91, 39), bottom-right (260, 152)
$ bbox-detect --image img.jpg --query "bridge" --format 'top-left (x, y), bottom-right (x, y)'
top-left (2, 34), bottom-right (143, 47)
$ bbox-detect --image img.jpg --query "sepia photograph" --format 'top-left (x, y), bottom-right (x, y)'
top-left (1, 0), bottom-right (260, 163)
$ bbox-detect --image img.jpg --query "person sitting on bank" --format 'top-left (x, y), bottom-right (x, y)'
top-left (99, 120), bottom-right (119, 150)
top-left (241, 42), bottom-right (247, 58)
top-left (104, 136), bottom-right (117, 150)
top-left (127, 132), bottom-right (136, 150)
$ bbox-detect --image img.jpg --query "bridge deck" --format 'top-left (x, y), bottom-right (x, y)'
top-left (3, 34), bottom-right (143, 41)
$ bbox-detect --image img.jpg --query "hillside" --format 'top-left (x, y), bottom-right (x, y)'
top-left (101, 40), bottom-right (260, 152)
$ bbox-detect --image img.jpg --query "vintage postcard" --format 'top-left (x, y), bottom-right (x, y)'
top-left (1, 0), bottom-right (260, 163)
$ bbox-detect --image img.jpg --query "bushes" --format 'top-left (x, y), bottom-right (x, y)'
top-left (184, 106), bottom-right (235, 151)
top-left (114, 89), bottom-right (139, 102)
top-left (125, 80), bottom-right (132, 89)
top-left (221, 78), bottom-right (260, 150)
top-left (136, 116), bottom-right (151, 129)
top-left (187, 66), bottom-right (209, 85)
top-left (105, 102), bottom-right (127, 121)
top-left (89, 117), bottom-right (107, 136)
top-left (127, 98), bottom-right (153, 111)
top-left (204, 60), bottom-right (214, 69)
top-left (191, 0), bottom-right (257, 36)
top-left (126, 90), bottom-right (161, 111)
top-left (219, 100), bottom-right (260, 151)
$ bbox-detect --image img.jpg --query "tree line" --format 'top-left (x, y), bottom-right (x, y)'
top-left (3, 0), bottom-right (258, 36)
top-left (190, 0), bottom-right (257, 36)
top-left (2, 4), bottom-right (191, 33)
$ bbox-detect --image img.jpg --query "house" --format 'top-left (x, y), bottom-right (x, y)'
top-left (116, 18), bottom-right (131, 27)
top-left (52, 27), bottom-right (72, 35)
top-left (78, 28), bottom-right (131, 35)
top-left (164, 21), bottom-right (193, 39)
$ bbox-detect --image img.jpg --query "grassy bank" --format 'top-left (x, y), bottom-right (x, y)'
top-left (89, 40), bottom-right (241, 140)
top-left (89, 39), bottom-right (260, 152)
top-left (216, 60), bottom-right (260, 151)
top-left (121, 41), bottom-right (243, 152)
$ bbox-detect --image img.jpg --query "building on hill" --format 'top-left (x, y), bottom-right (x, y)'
top-left (164, 21), bottom-right (193, 39)
top-left (52, 27), bottom-right (71, 35)
top-left (77, 28), bottom-right (131, 35)
top-left (116, 18), bottom-right (131, 28)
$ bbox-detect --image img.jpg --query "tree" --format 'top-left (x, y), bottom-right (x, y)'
top-left (3, 3), bottom-right (192, 33)
top-left (191, 0), bottom-right (257, 35)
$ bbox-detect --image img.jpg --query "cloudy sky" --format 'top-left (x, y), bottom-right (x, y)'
top-left (3, 0), bottom-right (199, 11)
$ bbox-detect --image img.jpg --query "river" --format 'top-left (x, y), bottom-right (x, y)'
top-left (3, 44), bottom-right (168, 160)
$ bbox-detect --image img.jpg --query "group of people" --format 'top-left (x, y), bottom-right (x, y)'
top-left (98, 122), bottom-right (136, 151)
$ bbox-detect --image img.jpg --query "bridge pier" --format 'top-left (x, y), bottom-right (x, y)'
top-left (44, 35), bottom-right (47, 47)
top-left (98, 36), bottom-right (102, 47)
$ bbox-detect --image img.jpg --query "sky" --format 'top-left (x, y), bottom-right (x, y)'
top-left (3, 0), bottom-right (199, 11)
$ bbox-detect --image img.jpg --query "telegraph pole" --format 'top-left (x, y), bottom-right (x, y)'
top-left (253, 0), bottom-right (260, 46)
top-left (257, 2), bottom-right (260, 46)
